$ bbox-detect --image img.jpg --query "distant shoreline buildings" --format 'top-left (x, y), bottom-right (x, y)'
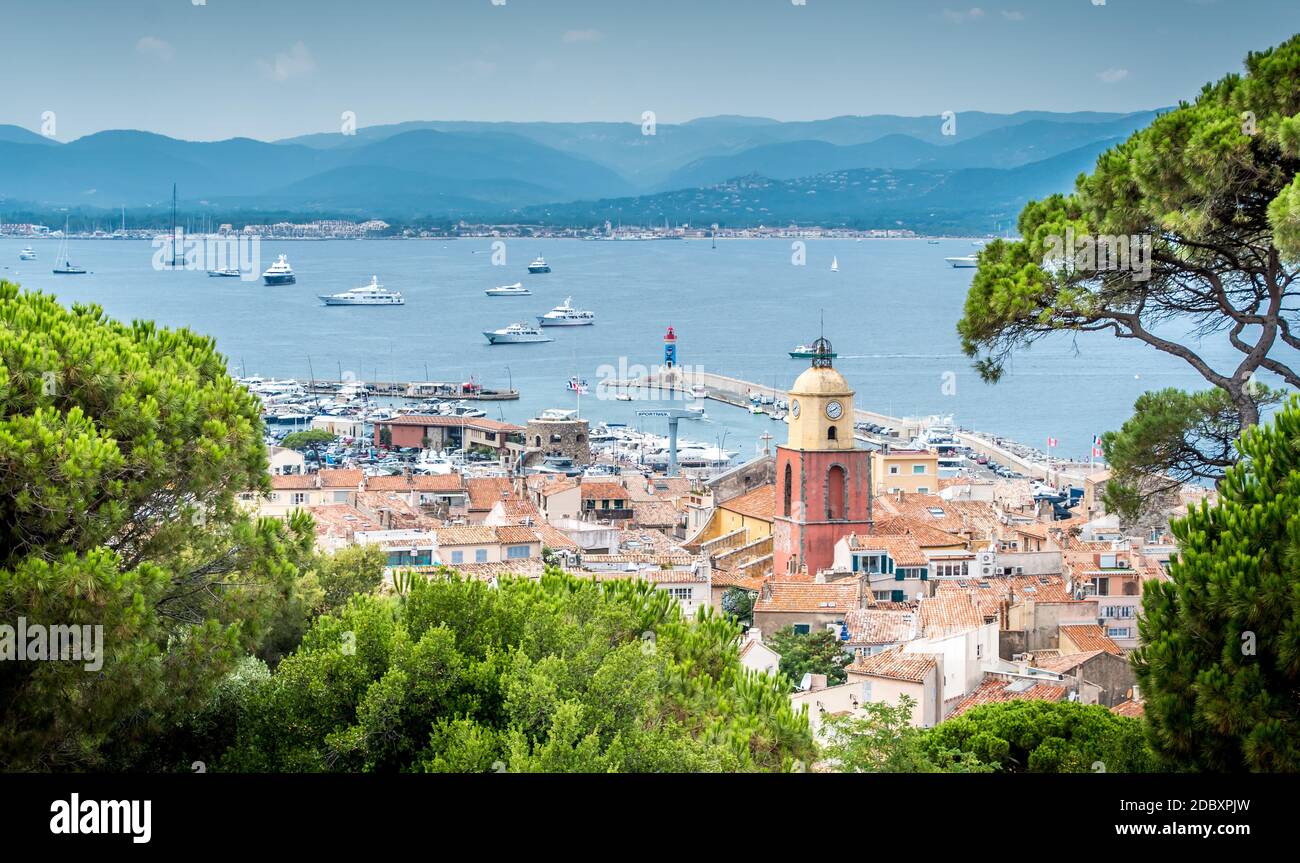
top-left (1, 219), bottom-right (927, 241)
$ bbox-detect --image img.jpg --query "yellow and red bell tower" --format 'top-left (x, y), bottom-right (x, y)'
top-left (772, 337), bottom-right (873, 577)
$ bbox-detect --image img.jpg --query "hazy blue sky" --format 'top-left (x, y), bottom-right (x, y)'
top-left (6, 0), bottom-right (1297, 141)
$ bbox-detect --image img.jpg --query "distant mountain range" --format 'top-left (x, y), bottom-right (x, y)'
top-left (0, 110), bottom-right (1162, 230)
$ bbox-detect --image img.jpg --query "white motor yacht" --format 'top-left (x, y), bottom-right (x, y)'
top-left (537, 297), bottom-right (595, 327)
top-left (484, 322), bottom-right (554, 344)
top-left (319, 276), bottom-right (404, 305)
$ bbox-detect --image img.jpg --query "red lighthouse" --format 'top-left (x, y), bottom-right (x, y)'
top-left (663, 325), bottom-right (677, 368)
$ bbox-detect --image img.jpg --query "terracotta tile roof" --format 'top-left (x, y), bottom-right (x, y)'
top-left (438, 558), bottom-right (550, 582)
top-left (580, 481), bottom-right (630, 501)
top-left (631, 500), bottom-right (680, 527)
top-left (1033, 650), bottom-right (1108, 674)
top-left (719, 484), bottom-right (775, 521)
top-left (491, 499), bottom-right (544, 522)
top-left (433, 526), bottom-right (500, 547)
top-left (710, 570), bottom-right (766, 591)
top-left (947, 675), bottom-right (1069, 718)
top-left (935, 575), bottom-right (1075, 618)
top-left (364, 473), bottom-right (465, 492)
top-left (1059, 624), bottom-right (1124, 655)
top-left (271, 474), bottom-right (318, 490)
top-left (873, 515), bottom-right (968, 549)
top-left (846, 645), bottom-right (938, 683)
top-left (379, 415), bottom-right (524, 433)
top-left (318, 468), bottom-right (364, 488)
top-left (845, 533), bottom-right (928, 567)
top-left (466, 477), bottom-right (518, 511)
top-left (754, 581), bottom-right (860, 614)
top-left (307, 504), bottom-right (383, 540)
top-left (530, 476), bottom-right (578, 497)
top-left (582, 567), bottom-right (703, 583)
top-left (842, 607), bottom-right (916, 646)
top-left (1111, 700), bottom-right (1145, 718)
top-left (918, 592), bottom-right (985, 636)
top-left (624, 476), bottom-right (692, 502)
top-left (494, 525), bottom-right (543, 545)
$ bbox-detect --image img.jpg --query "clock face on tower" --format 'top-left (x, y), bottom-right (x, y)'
top-left (791, 400), bottom-right (801, 418)
top-left (825, 400), bottom-right (843, 420)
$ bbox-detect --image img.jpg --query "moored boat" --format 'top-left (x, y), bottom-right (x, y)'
top-left (262, 254), bottom-right (297, 285)
top-left (484, 322), bottom-right (554, 344)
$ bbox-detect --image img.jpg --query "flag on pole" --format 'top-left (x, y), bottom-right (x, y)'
top-left (1092, 435), bottom-right (1104, 458)
top-left (1047, 436), bottom-right (1058, 448)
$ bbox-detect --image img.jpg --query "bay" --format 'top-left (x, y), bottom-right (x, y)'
top-left (0, 236), bottom-right (1241, 462)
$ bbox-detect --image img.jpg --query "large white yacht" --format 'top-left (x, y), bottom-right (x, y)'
top-left (485, 282), bottom-right (530, 296)
top-left (527, 256), bottom-right (551, 274)
top-left (19, 246), bottom-right (37, 260)
top-left (484, 322), bottom-right (554, 344)
top-left (319, 276), bottom-right (404, 306)
top-left (945, 255), bottom-right (979, 268)
top-left (537, 297), bottom-right (595, 327)
top-left (262, 254), bottom-right (297, 285)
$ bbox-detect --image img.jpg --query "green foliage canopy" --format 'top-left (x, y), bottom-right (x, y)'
top-left (1133, 395), bottom-right (1300, 772)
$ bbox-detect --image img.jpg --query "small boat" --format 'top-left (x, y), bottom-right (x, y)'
top-left (927, 240), bottom-right (940, 245)
top-left (319, 276), bottom-right (404, 306)
top-left (789, 343), bottom-right (838, 359)
top-left (615, 392), bottom-right (633, 402)
top-left (537, 297), bottom-right (595, 327)
top-left (19, 246), bottom-right (36, 260)
top-left (485, 282), bottom-right (530, 296)
top-left (207, 267), bottom-right (242, 278)
top-left (262, 254), bottom-right (297, 285)
top-left (945, 255), bottom-right (979, 269)
top-left (749, 404), bottom-right (765, 415)
top-left (51, 221), bottom-right (85, 273)
top-left (527, 256), bottom-right (551, 274)
top-left (484, 322), bottom-right (554, 344)
top-left (831, 256), bottom-right (839, 272)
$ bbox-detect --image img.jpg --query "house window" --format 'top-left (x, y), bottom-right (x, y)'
top-left (793, 624), bottom-right (811, 635)
top-left (476, 548), bottom-right (489, 563)
top-left (872, 591), bottom-right (892, 602)
top-left (976, 643), bottom-right (983, 658)
top-left (292, 493), bottom-right (306, 505)
top-left (506, 545), bottom-right (530, 560)
top-left (451, 550), bottom-right (464, 564)
top-left (912, 464), bottom-right (927, 475)
top-left (889, 466), bottom-right (900, 475)
top-left (1089, 577), bottom-right (1111, 597)
top-left (1107, 626), bottom-right (1133, 639)
top-left (334, 491), bottom-right (349, 502)
top-left (917, 487), bottom-right (929, 494)
top-left (666, 587), bottom-right (693, 600)
top-left (861, 681), bottom-right (873, 701)
top-left (827, 426), bottom-right (837, 441)
top-left (890, 590), bottom-right (905, 603)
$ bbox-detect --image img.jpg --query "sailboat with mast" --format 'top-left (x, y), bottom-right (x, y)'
top-left (52, 218), bottom-right (87, 274)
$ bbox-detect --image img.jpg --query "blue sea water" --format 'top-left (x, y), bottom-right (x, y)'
top-left (0, 236), bottom-right (1247, 461)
